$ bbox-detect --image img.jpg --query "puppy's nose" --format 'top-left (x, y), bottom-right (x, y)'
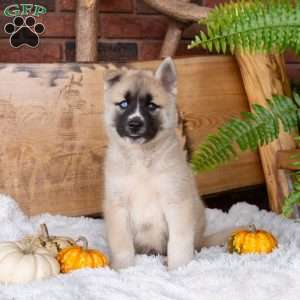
top-left (128, 118), bottom-right (144, 132)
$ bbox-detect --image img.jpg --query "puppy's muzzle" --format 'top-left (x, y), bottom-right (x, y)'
top-left (127, 117), bottom-right (145, 136)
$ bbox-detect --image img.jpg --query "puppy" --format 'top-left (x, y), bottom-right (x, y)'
top-left (103, 57), bottom-right (238, 270)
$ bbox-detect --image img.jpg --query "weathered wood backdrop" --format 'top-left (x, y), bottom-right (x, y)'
top-left (0, 56), bottom-right (264, 216)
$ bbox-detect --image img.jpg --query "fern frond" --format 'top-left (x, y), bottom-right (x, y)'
top-left (282, 170), bottom-right (300, 217)
top-left (191, 93), bottom-right (300, 172)
top-left (188, 0), bottom-right (300, 55)
top-left (282, 190), bottom-right (300, 217)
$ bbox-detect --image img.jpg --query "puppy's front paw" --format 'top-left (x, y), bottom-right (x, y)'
top-left (167, 257), bottom-right (191, 271)
top-left (167, 247), bottom-right (193, 271)
top-left (111, 252), bottom-right (135, 270)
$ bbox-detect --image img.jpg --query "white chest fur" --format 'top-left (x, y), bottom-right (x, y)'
top-left (105, 136), bottom-right (182, 255)
top-left (117, 154), bottom-right (168, 253)
top-left (123, 160), bottom-right (168, 254)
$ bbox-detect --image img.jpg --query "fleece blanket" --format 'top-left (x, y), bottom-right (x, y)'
top-left (0, 194), bottom-right (299, 300)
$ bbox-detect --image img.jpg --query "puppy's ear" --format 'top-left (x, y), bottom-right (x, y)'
top-left (155, 57), bottom-right (177, 95)
top-left (104, 65), bottom-right (123, 90)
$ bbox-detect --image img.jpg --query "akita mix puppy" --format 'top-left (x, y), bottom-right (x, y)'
top-left (103, 57), bottom-right (239, 270)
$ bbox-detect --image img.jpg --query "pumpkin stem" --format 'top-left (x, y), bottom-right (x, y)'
top-left (23, 237), bottom-right (38, 254)
top-left (40, 223), bottom-right (50, 238)
top-left (76, 236), bottom-right (88, 249)
top-left (248, 224), bottom-right (257, 232)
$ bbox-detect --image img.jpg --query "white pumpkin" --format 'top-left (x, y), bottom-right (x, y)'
top-left (21, 224), bottom-right (75, 257)
top-left (0, 241), bottom-right (60, 284)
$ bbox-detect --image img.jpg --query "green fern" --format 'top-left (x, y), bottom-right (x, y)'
top-left (282, 137), bottom-right (300, 217)
top-left (282, 173), bottom-right (300, 217)
top-left (191, 93), bottom-right (300, 172)
top-left (188, 0), bottom-right (300, 54)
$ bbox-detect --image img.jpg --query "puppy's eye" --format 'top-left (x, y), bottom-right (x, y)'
top-left (117, 100), bottom-right (128, 109)
top-left (147, 102), bottom-right (159, 112)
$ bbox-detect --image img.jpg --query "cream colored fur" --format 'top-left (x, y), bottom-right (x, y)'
top-left (103, 58), bottom-right (239, 271)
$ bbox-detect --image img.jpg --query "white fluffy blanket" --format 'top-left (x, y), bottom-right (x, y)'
top-left (0, 194), bottom-right (300, 300)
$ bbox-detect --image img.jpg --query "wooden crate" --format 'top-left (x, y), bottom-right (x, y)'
top-left (0, 56), bottom-right (264, 216)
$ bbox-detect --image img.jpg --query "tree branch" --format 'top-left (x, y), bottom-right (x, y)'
top-left (143, 0), bottom-right (211, 23)
top-left (76, 0), bottom-right (98, 62)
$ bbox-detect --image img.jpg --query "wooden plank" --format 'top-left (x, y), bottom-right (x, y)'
top-left (277, 150), bottom-right (300, 171)
top-left (236, 53), bottom-right (295, 213)
top-left (0, 64), bottom-right (106, 216)
top-left (0, 56), bottom-right (264, 216)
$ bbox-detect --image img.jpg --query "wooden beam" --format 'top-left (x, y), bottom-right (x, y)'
top-left (236, 53), bottom-right (296, 213)
top-left (277, 150), bottom-right (300, 171)
top-left (76, 0), bottom-right (98, 62)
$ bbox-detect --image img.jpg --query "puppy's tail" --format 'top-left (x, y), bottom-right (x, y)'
top-left (197, 226), bottom-right (248, 249)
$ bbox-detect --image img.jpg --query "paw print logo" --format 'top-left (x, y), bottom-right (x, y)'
top-left (4, 16), bottom-right (45, 48)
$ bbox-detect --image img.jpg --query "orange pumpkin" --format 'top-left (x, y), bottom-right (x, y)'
top-left (228, 225), bottom-right (277, 254)
top-left (57, 237), bottom-right (109, 273)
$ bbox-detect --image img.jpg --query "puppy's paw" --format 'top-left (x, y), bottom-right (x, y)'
top-left (111, 252), bottom-right (135, 270)
top-left (167, 253), bottom-right (193, 271)
top-left (161, 256), bottom-right (167, 266)
top-left (167, 239), bottom-right (194, 271)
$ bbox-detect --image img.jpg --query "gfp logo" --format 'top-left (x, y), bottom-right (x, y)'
top-left (3, 4), bottom-right (47, 48)
top-left (3, 4), bottom-right (47, 17)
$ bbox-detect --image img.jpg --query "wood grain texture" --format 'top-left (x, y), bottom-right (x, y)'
top-left (236, 53), bottom-right (295, 213)
top-left (0, 64), bottom-right (106, 216)
top-left (277, 150), bottom-right (300, 171)
top-left (0, 56), bottom-right (264, 216)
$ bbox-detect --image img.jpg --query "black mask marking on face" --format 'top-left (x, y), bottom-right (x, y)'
top-left (115, 90), bottom-right (161, 143)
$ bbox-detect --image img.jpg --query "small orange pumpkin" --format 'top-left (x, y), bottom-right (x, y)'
top-left (228, 225), bottom-right (277, 254)
top-left (57, 237), bottom-right (109, 273)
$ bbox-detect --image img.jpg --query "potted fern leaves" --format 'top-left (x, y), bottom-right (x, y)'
top-left (188, 0), bottom-right (300, 218)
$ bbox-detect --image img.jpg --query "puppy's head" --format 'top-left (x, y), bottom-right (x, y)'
top-left (103, 57), bottom-right (177, 145)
